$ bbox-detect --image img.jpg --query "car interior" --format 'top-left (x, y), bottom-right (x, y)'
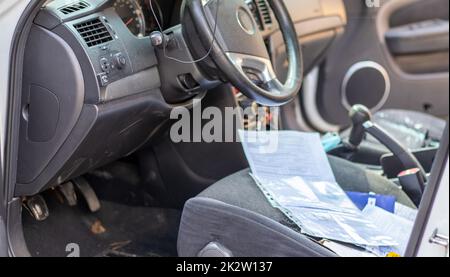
top-left (8, 0), bottom-right (449, 256)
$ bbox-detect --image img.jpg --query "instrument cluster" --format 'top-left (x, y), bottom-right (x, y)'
top-left (113, 0), bottom-right (165, 37)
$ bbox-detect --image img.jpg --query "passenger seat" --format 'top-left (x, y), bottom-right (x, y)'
top-left (341, 109), bottom-right (447, 156)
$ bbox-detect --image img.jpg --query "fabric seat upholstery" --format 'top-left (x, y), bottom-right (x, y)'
top-left (177, 156), bottom-right (415, 257)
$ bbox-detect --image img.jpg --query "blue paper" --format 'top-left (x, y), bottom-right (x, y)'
top-left (346, 191), bottom-right (396, 213)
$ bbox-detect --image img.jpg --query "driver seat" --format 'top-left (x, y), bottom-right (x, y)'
top-left (177, 156), bottom-right (415, 257)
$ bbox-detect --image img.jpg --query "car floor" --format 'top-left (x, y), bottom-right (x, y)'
top-left (23, 193), bottom-right (181, 257)
top-left (22, 160), bottom-right (182, 257)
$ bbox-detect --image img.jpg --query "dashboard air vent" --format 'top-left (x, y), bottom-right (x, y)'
top-left (59, 1), bottom-right (89, 15)
top-left (246, 0), bottom-right (263, 30)
top-left (74, 18), bottom-right (113, 47)
top-left (256, 0), bottom-right (272, 26)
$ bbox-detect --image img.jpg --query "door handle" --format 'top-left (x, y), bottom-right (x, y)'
top-left (429, 228), bottom-right (449, 256)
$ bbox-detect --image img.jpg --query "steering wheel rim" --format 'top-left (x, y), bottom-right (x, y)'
top-left (181, 0), bottom-right (303, 107)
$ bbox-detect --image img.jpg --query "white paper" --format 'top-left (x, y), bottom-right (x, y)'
top-left (241, 131), bottom-right (357, 213)
top-left (362, 205), bottom-right (415, 255)
top-left (395, 202), bottom-right (418, 222)
top-left (239, 131), bottom-right (336, 183)
top-left (290, 207), bottom-right (398, 246)
top-left (240, 130), bottom-right (398, 247)
top-left (253, 176), bottom-right (359, 213)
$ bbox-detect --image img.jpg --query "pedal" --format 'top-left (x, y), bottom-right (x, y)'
top-left (73, 177), bottom-right (101, 212)
top-left (23, 195), bottom-right (49, 221)
top-left (58, 182), bottom-right (78, 206)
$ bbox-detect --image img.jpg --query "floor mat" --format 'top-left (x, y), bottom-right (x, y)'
top-left (23, 192), bottom-right (181, 257)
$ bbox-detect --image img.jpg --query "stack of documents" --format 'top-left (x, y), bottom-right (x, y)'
top-left (239, 130), bottom-right (415, 255)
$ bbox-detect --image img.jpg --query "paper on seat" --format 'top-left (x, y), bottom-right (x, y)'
top-left (239, 130), bottom-right (399, 248)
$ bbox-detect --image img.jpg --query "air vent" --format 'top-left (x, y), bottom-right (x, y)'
top-left (256, 0), bottom-right (272, 26)
top-left (246, 0), bottom-right (263, 30)
top-left (74, 18), bottom-right (113, 47)
top-left (59, 1), bottom-right (89, 15)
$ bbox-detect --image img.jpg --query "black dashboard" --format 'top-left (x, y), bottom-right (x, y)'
top-left (16, 0), bottom-right (347, 196)
top-left (17, 0), bottom-right (179, 195)
top-left (33, 0), bottom-right (181, 100)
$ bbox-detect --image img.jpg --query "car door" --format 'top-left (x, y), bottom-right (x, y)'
top-left (311, 0), bottom-right (449, 128)
top-left (406, 125), bottom-right (449, 257)
top-left (1, 0), bottom-right (34, 257)
top-left (0, 138), bottom-right (7, 257)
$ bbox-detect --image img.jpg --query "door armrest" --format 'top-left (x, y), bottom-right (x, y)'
top-left (385, 19), bottom-right (449, 55)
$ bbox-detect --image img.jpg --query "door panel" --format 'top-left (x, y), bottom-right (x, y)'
top-left (315, 0), bottom-right (449, 127)
top-left (389, 0), bottom-right (449, 26)
top-left (0, 139), bottom-right (6, 257)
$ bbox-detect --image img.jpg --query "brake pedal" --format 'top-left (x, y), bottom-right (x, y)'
top-left (58, 181), bottom-right (78, 206)
top-left (73, 177), bottom-right (101, 212)
top-left (23, 195), bottom-right (49, 221)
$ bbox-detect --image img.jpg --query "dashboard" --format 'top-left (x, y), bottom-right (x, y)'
top-left (18, 0), bottom-right (180, 195)
top-left (17, 0), bottom-right (347, 196)
top-left (113, 0), bottom-right (153, 37)
top-left (112, 0), bottom-right (175, 37)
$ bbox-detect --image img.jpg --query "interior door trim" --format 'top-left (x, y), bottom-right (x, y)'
top-left (303, 67), bottom-right (340, 132)
top-left (375, 0), bottom-right (449, 80)
top-left (376, 0), bottom-right (420, 41)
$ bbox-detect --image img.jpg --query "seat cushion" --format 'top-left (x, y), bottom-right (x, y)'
top-left (328, 156), bottom-right (415, 207)
top-left (177, 156), bottom-right (415, 257)
top-left (178, 197), bottom-right (336, 257)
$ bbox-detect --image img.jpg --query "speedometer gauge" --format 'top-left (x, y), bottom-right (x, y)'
top-left (114, 0), bottom-right (146, 37)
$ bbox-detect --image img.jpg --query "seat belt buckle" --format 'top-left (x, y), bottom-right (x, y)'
top-left (398, 168), bottom-right (425, 206)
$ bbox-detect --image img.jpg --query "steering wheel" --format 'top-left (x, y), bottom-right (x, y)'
top-left (181, 0), bottom-right (303, 106)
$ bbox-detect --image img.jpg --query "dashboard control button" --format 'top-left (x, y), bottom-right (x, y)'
top-left (114, 53), bottom-right (126, 69)
top-left (100, 57), bottom-right (111, 72)
top-left (97, 73), bottom-right (109, 87)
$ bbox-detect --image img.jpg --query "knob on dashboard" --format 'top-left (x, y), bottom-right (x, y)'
top-left (150, 31), bottom-right (164, 47)
top-left (150, 31), bottom-right (171, 48)
top-left (113, 53), bottom-right (126, 69)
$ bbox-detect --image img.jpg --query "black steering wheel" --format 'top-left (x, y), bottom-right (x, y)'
top-left (181, 0), bottom-right (303, 106)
